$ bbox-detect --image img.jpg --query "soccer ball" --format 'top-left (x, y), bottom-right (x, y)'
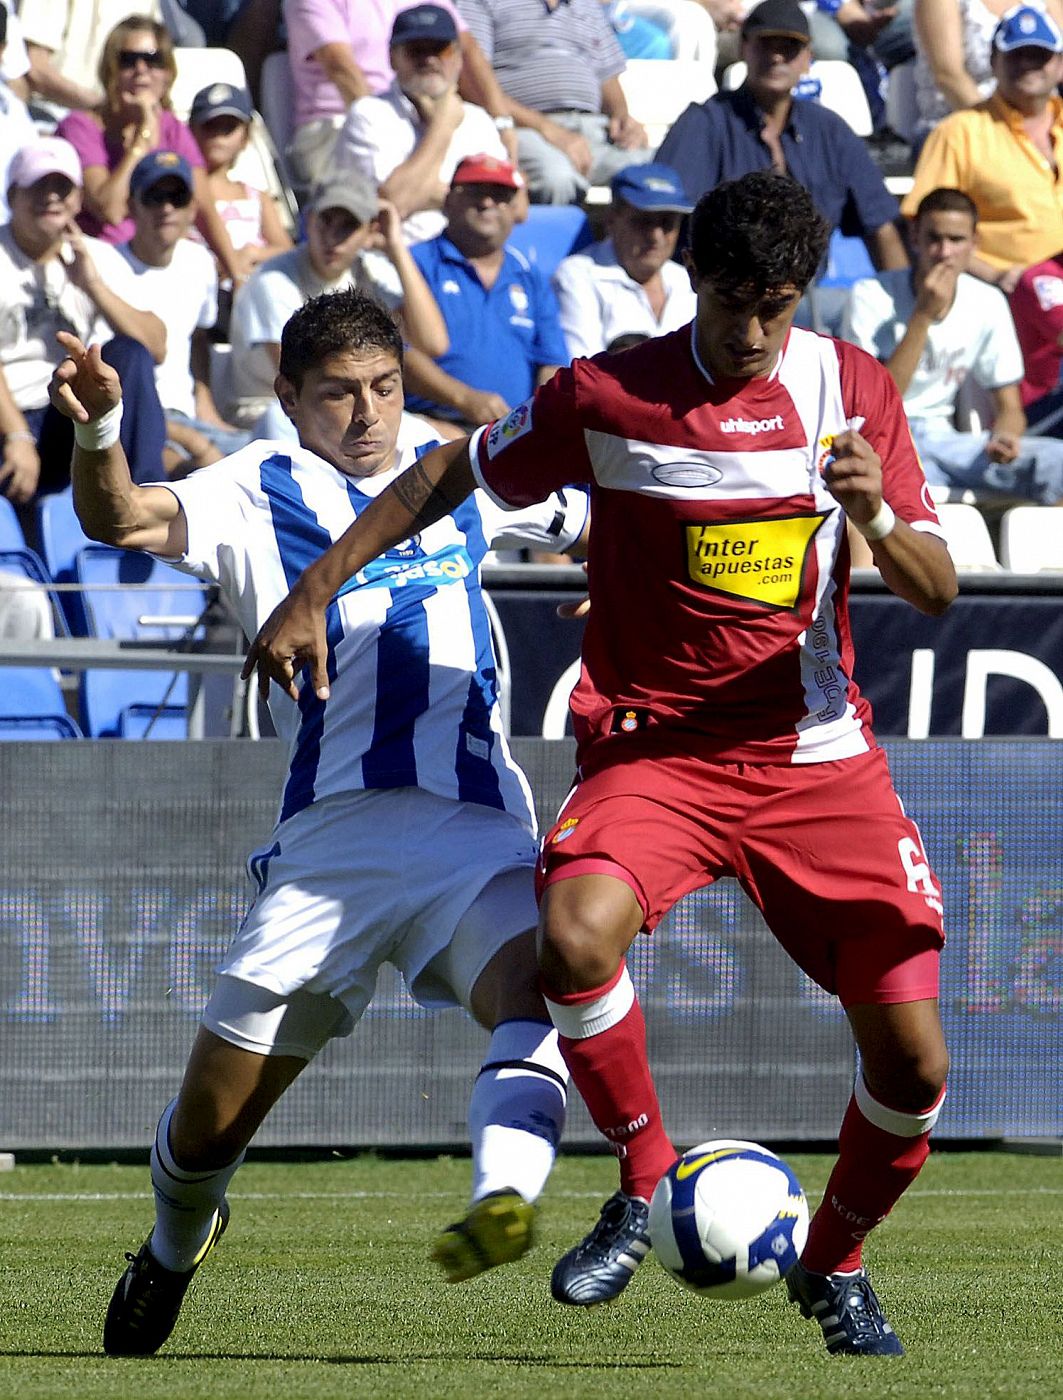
top-left (648, 1139), bottom-right (809, 1298)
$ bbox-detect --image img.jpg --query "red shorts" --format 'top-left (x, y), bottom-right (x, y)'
top-left (537, 740), bottom-right (944, 1007)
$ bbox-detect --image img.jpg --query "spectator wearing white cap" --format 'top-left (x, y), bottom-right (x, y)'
top-left (228, 172), bottom-right (449, 436)
top-left (331, 4), bottom-right (509, 246)
top-left (553, 162), bottom-right (695, 361)
top-left (0, 137), bottom-right (167, 499)
top-left (903, 5), bottom-right (1063, 292)
top-left (404, 154), bottom-right (568, 431)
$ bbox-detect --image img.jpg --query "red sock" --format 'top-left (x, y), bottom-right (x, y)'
top-left (542, 962), bottom-right (677, 1201)
top-left (801, 1078), bottom-right (945, 1275)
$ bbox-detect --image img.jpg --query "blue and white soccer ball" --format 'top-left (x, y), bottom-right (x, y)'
top-left (648, 1139), bottom-right (809, 1298)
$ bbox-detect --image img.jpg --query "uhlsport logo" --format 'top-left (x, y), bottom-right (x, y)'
top-left (719, 414), bottom-right (784, 435)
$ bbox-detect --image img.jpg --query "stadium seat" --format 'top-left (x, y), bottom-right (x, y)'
top-left (37, 488), bottom-right (93, 634)
top-left (0, 667), bottom-right (82, 739)
top-left (885, 58), bottom-right (918, 145)
top-left (258, 49), bottom-right (297, 184)
top-left (507, 205), bottom-right (593, 279)
top-left (170, 47), bottom-right (249, 116)
top-left (818, 228), bottom-right (876, 289)
top-left (0, 547), bottom-right (67, 637)
top-left (935, 503), bottom-right (1001, 570)
top-left (622, 1), bottom-right (719, 61)
top-left (999, 506), bottom-right (1063, 572)
top-left (75, 546), bottom-right (207, 738)
top-left (722, 60), bottom-right (873, 137)
top-left (0, 493), bottom-right (27, 551)
top-left (118, 703), bottom-right (189, 739)
top-left (617, 58), bottom-right (717, 149)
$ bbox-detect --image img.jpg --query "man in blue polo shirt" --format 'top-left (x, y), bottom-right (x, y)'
top-left (403, 153), bottom-right (569, 433)
top-left (657, 0), bottom-right (907, 272)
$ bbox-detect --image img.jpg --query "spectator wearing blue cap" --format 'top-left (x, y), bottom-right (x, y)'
top-left (189, 82), bottom-right (293, 276)
top-left (904, 4), bottom-right (1063, 294)
top-left (657, 0), bottom-right (907, 271)
top-left (331, 4), bottom-right (511, 246)
top-left (553, 162), bottom-right (696, 360)
top-left (91, 150), bottom-right (253, 474)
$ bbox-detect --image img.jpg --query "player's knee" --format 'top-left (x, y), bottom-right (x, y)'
top-left (538, 887), bottom-right (634, 992)
top-left (168, 1097), bottom-right (247, 1172)
top-left (867, 1042), bottom-right (950, 1112)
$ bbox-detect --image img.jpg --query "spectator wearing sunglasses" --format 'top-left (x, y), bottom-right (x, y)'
top-left (19, 1), bottom-right (163, 114)
top-left (91, 150), bottom-right (254, 474)
top-left (56, 15), bottom-right (251, 287)
top-left (0, 137), bottom-right (168, 500)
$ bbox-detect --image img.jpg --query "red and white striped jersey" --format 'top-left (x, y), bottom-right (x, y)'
top-left (470, 323), bottom-right (943, 765)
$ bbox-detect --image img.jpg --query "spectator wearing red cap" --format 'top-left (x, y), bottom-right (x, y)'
top-left (331, 4), bottom-right (511, 246)
top-left (553, 161), bottom-right (695, 360)
top-left (0, 137), bottom-right (167, 499)
top-left (404, 154), bottom-right (568, 431)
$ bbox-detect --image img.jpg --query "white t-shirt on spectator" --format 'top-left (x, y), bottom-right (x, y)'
top-left (1, 3), bottom-right (30, 83)
top-left (0, 226), bottom-right (125, 410)
top-left (553, 237), bottom-right (696, 361)
top-left (842, 269), bottom-right (1024, 423)
top-left (94, 238), bottom-right (217, 419)
top-left (332, 81), bottom-right (506, 245)
top-left (227, 244), bottom-right (404, 423)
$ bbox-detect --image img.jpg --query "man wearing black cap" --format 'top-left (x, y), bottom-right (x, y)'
top-left (657, 0), bottom-right (907, 271)
top-left (553, 162), bottom-right (696, 360)
top-left (332, 4), bottom-right (510, 246)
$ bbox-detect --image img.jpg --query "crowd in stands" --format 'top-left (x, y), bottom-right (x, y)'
top-left (1, 0), bottom-right (1062, 730)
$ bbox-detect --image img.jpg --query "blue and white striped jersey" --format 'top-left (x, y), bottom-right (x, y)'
top-left (162, 432), bottom-right (588, 826)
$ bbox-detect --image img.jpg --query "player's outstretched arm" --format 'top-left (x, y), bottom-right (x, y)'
top-left (242, 436), bottom-right (476, 702)
top-left (825, 429), bottom-right (958, 615)
top-left (50, 333), bottom-right (186, 558)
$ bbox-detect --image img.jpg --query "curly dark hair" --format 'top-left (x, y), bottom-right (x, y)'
top-left (688, 172), bottom-right (829, 295)
top-left (279, 289), bottom-right (403, 389)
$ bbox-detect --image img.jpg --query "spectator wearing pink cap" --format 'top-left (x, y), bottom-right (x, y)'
top-left (0, 137), bottom-right (168, 500)
top-left (331, 4), bottom-right (511, 246)
top-left (404, 154), bottom-right (569, 432)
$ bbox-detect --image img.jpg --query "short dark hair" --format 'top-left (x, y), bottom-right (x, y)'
top-left (688, 172), bottom-right (829, 295)
top-left (279, 289), bottom-right (404, 389)
top-left (914, 187), bottom-right (978, 226)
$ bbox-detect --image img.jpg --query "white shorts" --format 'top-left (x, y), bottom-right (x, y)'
top-left (201, 787), bottom-right (538, 1059)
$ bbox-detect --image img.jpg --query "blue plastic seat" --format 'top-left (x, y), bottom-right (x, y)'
top-left (36, 489), bottom-right (94, 634)
top-left (118, 703), bottom-right (189, 739)
top-left (0, 666), bottom-right (83, 738)
top-left (0, 494), bottom-right (28, 551)
top-left (506, 206), bottom-right (593, 281)
top-left (818, 229), bottom-right (876, 289)
top-left (75, 546), bottom-right (206, 738)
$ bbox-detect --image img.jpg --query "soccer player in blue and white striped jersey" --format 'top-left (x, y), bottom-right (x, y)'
top-left (50, 288), bottom-right (588, 1356)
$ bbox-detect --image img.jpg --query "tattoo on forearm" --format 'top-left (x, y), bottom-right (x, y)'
top-left (392, 461), bottom-right (461, 527)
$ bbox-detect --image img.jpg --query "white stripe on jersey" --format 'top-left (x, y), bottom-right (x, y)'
top-left (161, 436), bottom-right (586, 824)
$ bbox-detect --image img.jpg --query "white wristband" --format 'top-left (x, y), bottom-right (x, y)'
top-left (73, 402), bottom-right (123, 452)
top-left (854, 499), bottom-right (896, 542)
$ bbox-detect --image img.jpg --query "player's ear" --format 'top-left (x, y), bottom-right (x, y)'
top-left (681, 248), bottom-right (699, 292)
top-left (274, 373), bottom-right (298, 422)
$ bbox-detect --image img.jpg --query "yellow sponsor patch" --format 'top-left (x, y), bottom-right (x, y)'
top-left (685, 515), bottom-right (827, 610)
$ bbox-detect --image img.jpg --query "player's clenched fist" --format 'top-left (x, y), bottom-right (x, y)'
top-left (821, 428), bottom-right (885, 531)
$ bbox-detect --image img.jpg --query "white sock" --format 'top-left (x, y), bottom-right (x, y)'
top-left (468, 1019), bottom-right (568, 1206)
top-left (149, 1098), bottom-right (245, 1272)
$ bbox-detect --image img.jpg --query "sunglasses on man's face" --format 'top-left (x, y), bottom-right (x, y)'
top-left (117, 49), bottom-right (167, 71)
top-left (140, 183), bottom-right (192, 208)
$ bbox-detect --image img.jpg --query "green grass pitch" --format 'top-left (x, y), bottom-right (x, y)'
top-left (1, 1152), bottom-right (1060, 1400)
